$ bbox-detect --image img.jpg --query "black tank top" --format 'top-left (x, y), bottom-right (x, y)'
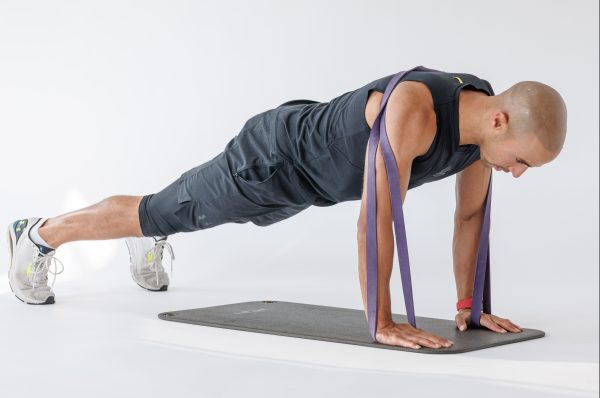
top-left (271, 69), bottom-right (495, 204)
top-left (362, 70), bottom-right (495, 188)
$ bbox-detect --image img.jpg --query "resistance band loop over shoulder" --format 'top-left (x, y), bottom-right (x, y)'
top-left (365, 65), bottom-right (493, 341)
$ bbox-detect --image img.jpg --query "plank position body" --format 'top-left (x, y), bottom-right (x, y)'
top-left (6, 69), bottom-right (567, 350)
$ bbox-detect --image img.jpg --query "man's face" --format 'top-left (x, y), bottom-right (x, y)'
top-left (479, 130), bottom-right (556, 178)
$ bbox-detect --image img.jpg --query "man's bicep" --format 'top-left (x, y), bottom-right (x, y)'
top-left (455, 160), bottom-right (492, 221)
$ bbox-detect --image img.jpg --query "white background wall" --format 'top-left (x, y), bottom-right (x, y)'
top-left (0, 0), bottom-right (597, 363)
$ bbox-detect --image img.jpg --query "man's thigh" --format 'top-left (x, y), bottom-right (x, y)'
top-left (176, 155), bottom-right (286, 228)
top-left (140, 139), bottom-right (312, 235)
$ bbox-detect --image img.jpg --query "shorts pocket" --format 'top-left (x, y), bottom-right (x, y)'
top-left (176, 178), bottom-right (193, 204)
top-left (233, 163), bottom-right (283, 185)
top-left (232, 162), bottom-right (292, 208)
top-left (173, 179), bottom-right (200, 231)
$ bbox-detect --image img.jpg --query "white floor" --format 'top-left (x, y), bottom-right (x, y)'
top-left (1, 232), bottom-right (597, 398)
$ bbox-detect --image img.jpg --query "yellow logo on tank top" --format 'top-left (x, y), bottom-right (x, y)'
top-left (454, 76), bottom-right (463, 84)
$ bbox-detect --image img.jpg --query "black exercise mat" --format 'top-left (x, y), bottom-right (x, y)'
top-left (158, 301), bottom-right (544, 354)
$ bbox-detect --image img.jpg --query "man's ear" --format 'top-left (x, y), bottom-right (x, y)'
top-left (492, 111), bottom-right (510, 136)
top-left (493, 111), bottom-right (508, 132)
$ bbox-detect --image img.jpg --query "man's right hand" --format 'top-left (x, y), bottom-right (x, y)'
top-left (375, 321), bottom-right (454, 349)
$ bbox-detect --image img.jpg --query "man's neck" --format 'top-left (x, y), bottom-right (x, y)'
top-left (458, 89), bottom-right (490, 146)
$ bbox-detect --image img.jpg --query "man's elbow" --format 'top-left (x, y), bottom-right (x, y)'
top-left (357, 219), bottom-right (366, 232)
top-left (357, 217), bottom-right (367, 238)
top-left (454, 207), bottom-right (484, 224)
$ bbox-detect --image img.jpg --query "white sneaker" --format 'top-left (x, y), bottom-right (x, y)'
top-left (124, 236), bottom-right (174, 291)
top-left (6, 218), bottom-right (65, 304)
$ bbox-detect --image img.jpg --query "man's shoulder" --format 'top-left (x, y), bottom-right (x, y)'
top-left (390, 80), bottom-right (435, 111)
top-left (386, 81), bottom-right (437, 158)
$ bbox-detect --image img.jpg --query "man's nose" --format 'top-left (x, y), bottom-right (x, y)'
top-left (509, 164), bottom-right (527, 178)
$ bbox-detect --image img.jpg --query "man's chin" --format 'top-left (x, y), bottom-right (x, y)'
top-left (481, 159), bottom-right (494, 169)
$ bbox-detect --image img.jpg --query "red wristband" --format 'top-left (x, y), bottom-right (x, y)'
top-left (456, 297), bottom-right (472, 311)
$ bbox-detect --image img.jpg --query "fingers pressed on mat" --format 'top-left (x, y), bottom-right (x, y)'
top-left (408, 336), bottom-right (442, 348)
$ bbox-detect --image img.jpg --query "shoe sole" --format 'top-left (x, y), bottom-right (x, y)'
top-left (135, 282), bottom-right (168, 292)
top-left (5, 223), bottom-right (55, 305)
top-left (125, 237), bottom-right (169, 292)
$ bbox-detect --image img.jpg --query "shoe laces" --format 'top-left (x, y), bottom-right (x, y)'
top-left (31, 249), bottom-right (65, 289)
top-left (147, 240), bottom-right (175, 287)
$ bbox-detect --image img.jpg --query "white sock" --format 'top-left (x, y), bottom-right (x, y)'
top-left (30, 218), bottom-right (55, 249)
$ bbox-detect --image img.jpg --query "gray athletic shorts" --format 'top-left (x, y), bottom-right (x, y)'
top-left (138, 113), bottom-right (314, 236)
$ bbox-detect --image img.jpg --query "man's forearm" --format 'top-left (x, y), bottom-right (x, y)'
top-left (452, 214), bottom-right (484, 300)
top-left (357, 223), bottom-right (394, 326)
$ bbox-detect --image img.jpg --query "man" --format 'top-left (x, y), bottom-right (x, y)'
top-left (6, 67), bottom-right (567, 350)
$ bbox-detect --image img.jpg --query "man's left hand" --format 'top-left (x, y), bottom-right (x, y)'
top-left (455, 309), bottom-right (523, 333)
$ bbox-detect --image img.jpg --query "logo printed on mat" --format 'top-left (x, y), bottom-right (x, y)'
top-left (232, 308), bottom-right (268, 315)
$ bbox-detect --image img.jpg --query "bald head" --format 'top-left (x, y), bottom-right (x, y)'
top-left (496, 81), bottom-right (567, 154)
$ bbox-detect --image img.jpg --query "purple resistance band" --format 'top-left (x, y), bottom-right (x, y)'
top-left (366, 65), bottom-right (492, 341)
